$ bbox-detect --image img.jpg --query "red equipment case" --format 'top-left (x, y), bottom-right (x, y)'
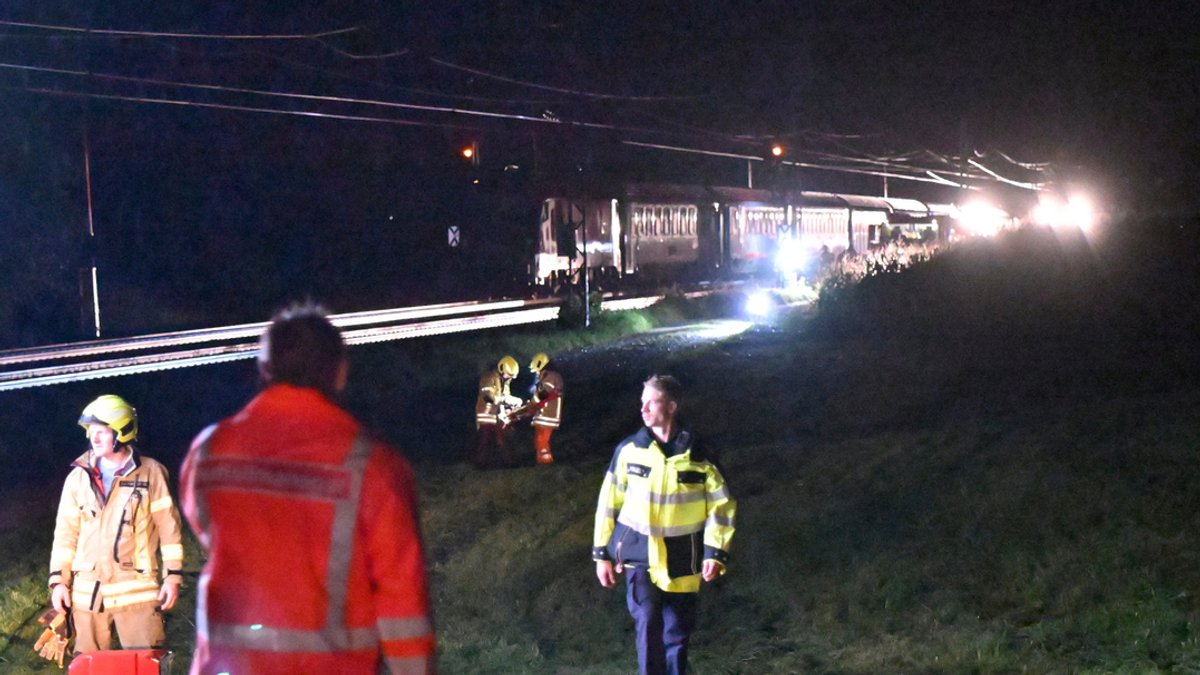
top-left (68, 649), bottom-right (171, 674)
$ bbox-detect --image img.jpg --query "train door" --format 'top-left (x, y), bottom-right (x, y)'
top-left (697, 202), bottom-right (723, 275)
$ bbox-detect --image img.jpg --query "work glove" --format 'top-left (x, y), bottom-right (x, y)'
top-left (33, 607), bottom-right (71, 668)
top-left (504, 395), bottom-right (523, 408)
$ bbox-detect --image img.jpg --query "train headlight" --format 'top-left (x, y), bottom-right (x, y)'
top-left (959, 200), bottom-right (1006, 237)
top-left (1031, 193), bottom-right (1097, 232)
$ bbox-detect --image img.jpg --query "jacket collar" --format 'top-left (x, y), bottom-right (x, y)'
top-left (71, 448), bottom-right (140, 475)
top-left (633, 426), bottom-right (693, 458)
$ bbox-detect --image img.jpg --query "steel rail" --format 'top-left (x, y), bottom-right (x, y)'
top-left (0, 296), bottom-right (661, 392)
top-left (0, 297), bottom-right (557, 368)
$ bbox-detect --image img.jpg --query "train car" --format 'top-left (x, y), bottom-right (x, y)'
top-left (533, 183), bottom-right (783, 290)
top-left (531, 182), bottom-right (958, 292)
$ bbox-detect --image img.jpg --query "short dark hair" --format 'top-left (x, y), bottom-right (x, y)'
top-left (258, 303), bottom-right (345, 396)
top-left (643, 374), bottom-right (682, 404)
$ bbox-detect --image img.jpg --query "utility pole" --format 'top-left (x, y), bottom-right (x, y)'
top-left (82, 131), bottom-right (101, 338)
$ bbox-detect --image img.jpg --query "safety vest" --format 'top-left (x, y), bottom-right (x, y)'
top-left (50, 451), bottom-right (184, 612)
top-left (593, 427), bottom-right (736, 593)
top-left (181, 384), bottom-right (435, 675)
top-left (475, 369), bottom-right (511, 427)
top-left (530, 369), bottom-right (564, 429)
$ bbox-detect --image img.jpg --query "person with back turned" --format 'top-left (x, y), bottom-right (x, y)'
top-left (593, 375), bottom-right (736, 675)
top-left (180, 303), bottom-right (435, 674)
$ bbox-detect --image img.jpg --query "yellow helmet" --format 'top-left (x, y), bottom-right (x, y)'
top-left (529, 352), bottom-right (550, 373)
top-left (497, 355), bottom-right (519, 378)
top-left (78, 394), bottom-right (138, 444)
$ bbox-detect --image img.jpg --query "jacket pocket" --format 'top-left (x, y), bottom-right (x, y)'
top-left (664, 532), bottom-right (702, 578)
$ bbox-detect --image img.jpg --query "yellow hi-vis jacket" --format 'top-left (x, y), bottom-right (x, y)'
top-left (475, 369), bottom-right (512, 427)
top-left (530, 368), bottom-right (564, 429)
top-left (50, 451), bottom-right (184, 612)
top-left (593, 427), bottom-right (735, 593)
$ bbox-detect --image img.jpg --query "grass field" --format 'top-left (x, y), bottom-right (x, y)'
top-left (3, 218), bottom-right (1200, 672)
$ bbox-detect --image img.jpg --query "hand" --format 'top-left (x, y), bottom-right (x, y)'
top-left (159, 580), bottom-right (180, 611)
top-left (596, 560), bottom-right (618, 588)
top-left (34, 608), bottom-right (70, 667)
top-left (50, 583), bottom-right (70, 611)
top-left (505, 396), bottom-right (523, 408)
top-left (702, 559), bottom-right (724, 582)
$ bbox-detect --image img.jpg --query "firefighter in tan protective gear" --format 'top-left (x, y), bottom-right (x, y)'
top-left (473, 355), bottom-right (523, 466)
top-left (49, 394), bottom-right (185, 655)
top-left (528, 352), bottom-right (564, 464)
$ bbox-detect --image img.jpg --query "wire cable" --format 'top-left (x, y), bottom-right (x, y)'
top-left (428, 56), bottom-right (702, 102)
top-left (0, 19), bottom-right (358, 40)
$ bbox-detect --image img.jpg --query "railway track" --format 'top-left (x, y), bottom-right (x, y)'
top-left (0, 295), bottom-right (664, 392)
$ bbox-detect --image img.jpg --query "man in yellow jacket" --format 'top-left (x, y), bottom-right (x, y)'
top-left (593, 375), bottom-right (736, 675)
top-left (49, 394), bottom-right (184, 654)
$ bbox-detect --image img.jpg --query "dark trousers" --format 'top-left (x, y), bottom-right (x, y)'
top-left (472, 424), bottom-right (511, 466)
top-left (625, 566), bottom-right (698, 675)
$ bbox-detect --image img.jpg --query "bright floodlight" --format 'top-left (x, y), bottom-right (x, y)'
top-left (745, 291), bottom-right (773, 318)
top-left (959, 200), bottom-right (1006, 237)
top-left (1032, 193), bottom-right (1096, 231)
top-left (1066, 194), bottom-right (1096, 231)
top-left (774, 237), bottom-right (808, 273)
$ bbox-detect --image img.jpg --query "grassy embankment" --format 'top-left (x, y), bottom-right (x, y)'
top-left (4, 218), bottom-right (1200, 673)
top-left (0, 295), bottom-right (725, 673)
top-left (416, 221), bottom-right (1200, 673)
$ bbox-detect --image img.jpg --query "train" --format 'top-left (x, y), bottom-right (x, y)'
top-left (529, 183), bottom-right (955, 292)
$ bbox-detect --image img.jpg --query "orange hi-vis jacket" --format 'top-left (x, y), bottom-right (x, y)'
top-left (180, 384), bottom-right (435, 675)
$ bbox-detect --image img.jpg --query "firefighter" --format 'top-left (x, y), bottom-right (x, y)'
top-left (180, 304), bottom-right (435, 674)
top-left (472, 355), bottom-right (522, 467)
top-left (528, 352), bottom-right (564, 464)
top-left (593, 375), bottom-right (736, 675)
top-left (48, 394), bottom-right (185, 655)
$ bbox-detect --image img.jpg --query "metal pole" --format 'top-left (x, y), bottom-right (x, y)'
top-left (84, 134), bottom-right (101, 337)
top-left (583, 216), bottom-right (590, 328)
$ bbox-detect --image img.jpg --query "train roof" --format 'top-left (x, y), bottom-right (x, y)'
top-left (624, 183), bottom-right (778, 203)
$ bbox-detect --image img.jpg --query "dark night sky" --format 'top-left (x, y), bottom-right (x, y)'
top-left (1, 1), bottom-right (1198, 342)
top-left (4, 1), bottom-right (1197, 202)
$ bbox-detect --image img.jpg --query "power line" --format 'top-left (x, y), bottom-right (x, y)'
top-left (0, 59), bottom-right (687, 136)
top-left (0, 19), bottom-right (359, 40)
top-left (428, 56), bottom-right (703, 102)
top-left (3, 84), bottom-right (479, 131)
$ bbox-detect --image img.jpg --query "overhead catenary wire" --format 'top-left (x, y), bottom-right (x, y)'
top-left (0, 27), bottom-right (1053, 190)
top-left (428, 56), bottom-right (702, 102)
top-left (0, 19), bottom-right (360, 40)
top-left (0, 59), bottom-right (715, 138)
top-left (3, 84), bottom-right (481, 131)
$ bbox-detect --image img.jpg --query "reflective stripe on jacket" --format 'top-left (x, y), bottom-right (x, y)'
top-left (49, 451), bottom-right (184, 612)
top-left (592, 427), bottom-right (736, 593)
top-left (475, 369), bottom-right (510, 427)
top-left (530, 369), bottom-right (564, 429)
top-left (180, 384), bottom-right (435, 675)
